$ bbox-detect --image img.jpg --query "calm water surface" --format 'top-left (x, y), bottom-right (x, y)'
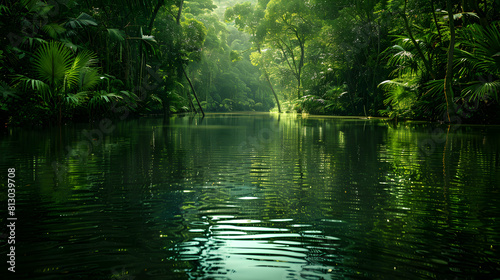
top-left (1, 113), bottom-right (499, 280)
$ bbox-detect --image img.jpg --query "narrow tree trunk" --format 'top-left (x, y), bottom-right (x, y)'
top-left (297, 39), bottom-right (305, 99)
top-left (402, 0), bottom-right (436, 79)
top-left (148, 0), bottom-right (164, 33)
top-left (444, 0), bottom-right (456, 122)
top-left (176, 0), bottom-right (204, 117)
top-left (139, 51), bottom-right (144, 96)
top-left (185, 86), bottom-right (197, 113)
top-left (183, 66), bottom-right (205, 117)
top-left (162, 98), bottom-right (170, 117)
top-left (257, 45), bottom-right (281, 113)
top-left (106, 36), bottom-right (110, 74)
top-left (177, 0), bottom-right (184, 25)
top-left (58, 94), bottom-right (62, 126)
top-left (430, 0), bottom-right (443, 42)
top-left (371, 22), bottom-right (381, 112)
top-left (264, 71), bottom-right (281, 113)
top-left (124, 41), bottom-right (131, 88)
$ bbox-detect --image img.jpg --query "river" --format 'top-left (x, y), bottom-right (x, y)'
top-left (1, 113), bottom-right (499, 279)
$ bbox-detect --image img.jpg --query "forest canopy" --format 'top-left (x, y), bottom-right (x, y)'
top-left (1, 0), bottom-right (499, 125)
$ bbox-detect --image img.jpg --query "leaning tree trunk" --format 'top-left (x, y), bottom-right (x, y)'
top-left (183, 66), bottom-right (205, 117)
top-left (176, 0), bottom-right (204, 117)
top-left (264, 71), bottom-right (281, 113)
top-left (257, 45), bottom-right (281, 113)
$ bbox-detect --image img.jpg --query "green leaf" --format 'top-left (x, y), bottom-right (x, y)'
top-left (463, 80), bottom-right (500, 101)
top-left (65, 12), bottom-right (98, 29)
top-left (42, 23), bottom-right (66, 39)
top-left (66, 50), bottom-right (98, 90)
top-left (424, 79), bottom-right (446, 97)
top-left (65, 92), bottom-right (87, 106)
top-left (14, 75), bottom-right (52, 101)
top-left (0, 82), bottom-right (19, 99)
top-left (0, 5), bottom-right (10, 16)
top-left (79, 67), bottom-right (100, 91)
top-left (34, 41), bottom-right (73, 88)
top-left (107, 29), bottom-right (126, 42)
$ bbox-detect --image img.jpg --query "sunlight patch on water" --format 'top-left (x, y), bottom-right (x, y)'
top-left (212, 225), bottom-right (289, 232)
top-left (217, 219), bottom-right (262, 224)
top-left (269, 218), bottom-right (294, 222)
top-left (238, 196), bottom-right (260, 200)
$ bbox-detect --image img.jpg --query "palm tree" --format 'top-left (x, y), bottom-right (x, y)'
top-left (378, 38), bottom-right (425, 119)
top-left (16, 41), bottom-right (101, 124)
top-left (455, 23), bottom-right (500, 103)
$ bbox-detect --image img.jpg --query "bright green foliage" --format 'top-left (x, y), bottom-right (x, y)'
top-left (180, 0), bottom-right (275, 112)
top-left (15, 41), bottom-right (101, 123)
top-left (377, 0), bottom-right (500, 122)
top-left (1, 0), bottom-right (500, 124)
top-left (181, 18), bottom-right (208, 61)
top-left (456, 23), bottom-right (500, 102)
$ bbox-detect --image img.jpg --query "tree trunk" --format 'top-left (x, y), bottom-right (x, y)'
top-left (177, 0), bottom-right (184, 25)
top-left (257, 45), bottom-right (281, 112)
top-left (124, 41), bottom-right (131, 88)
top-left (162, 98), bottom-right (170, 117)
top-left (183, 66), bottom-right (205, 117)
top-left (175, 1), bottom-right (204, 117)
top-left (402, 0), bottom-right (436, 79)
top-left (444, 0), bottom-right (456, 122)
top-left (264, 70), bottom-right (281, 113)
top-left (148, 0), bottom-right (164, 33)
top-left (297, 39), bottom-right (305, 99)
top-left (430, 0), bottom-right (443, 42)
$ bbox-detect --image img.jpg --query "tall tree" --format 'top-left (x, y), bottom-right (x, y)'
top-left (225, 1), bottom-right (281, 112)
top-left (263, 0), bottom-right (316, 99)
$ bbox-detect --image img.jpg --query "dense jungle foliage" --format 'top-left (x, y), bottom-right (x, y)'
top-left (1, 0), bottom-right (500, 125)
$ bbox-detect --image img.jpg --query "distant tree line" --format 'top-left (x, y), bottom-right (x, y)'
top-left (226, 0), bottom-right (500, 123)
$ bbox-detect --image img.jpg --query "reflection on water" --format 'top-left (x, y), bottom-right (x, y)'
top-left (1, 114), bottom-right (499, 279)
top-left (177, 193), bottom-right (345, 280)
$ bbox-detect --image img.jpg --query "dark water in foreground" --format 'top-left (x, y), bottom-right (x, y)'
top-left (1, 113), bottom-right (500, 280)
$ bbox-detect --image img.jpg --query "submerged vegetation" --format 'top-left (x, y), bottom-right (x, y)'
top-left (1, 0), bottom-right (500, 125)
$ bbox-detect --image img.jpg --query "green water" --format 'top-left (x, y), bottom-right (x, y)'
top-left (1, 113), bottom-right (500, 279)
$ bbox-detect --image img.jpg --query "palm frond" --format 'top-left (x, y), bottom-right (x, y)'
top-left (424, 79), bottom-right (446, 97)
top-left (42, 23), bottom-right (66, 39)
top-left (149, 94), bottom-right (162, 104)
top-left (458, 23), bottom-right (500, 74)
top-left (65, 12), bottom-right (97, 29)
top-left (0, 5), bottom-right (10, 16)
top-left (79, 68), bottom-right (100, 91)
top-left (88, 90), bottom-right (122, 109)
top-left (463, 80), bottom-right (500, 101)
top-left (385, 42), bottom-right (418, 77)
top-left (379, 79), bottom-right (417, 109)
top-left (378, 79), bottom-right (413, 91)
top-left (67, 50), bottom-right (98, 89)
top-left (60, 38), bottom-right (81, 51)
top-left (107, 28), bottom-right (126, 42)
top-left (119, 90), bottom-right (139, 100)
top-left (65, 92), bottom-right (87, 107)
top-left (0, 81), bottom-right (19, 99)
top-left (33, 41), bottom-right (73, 88)
top-left (14, 75), bottom-right (52, 100)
